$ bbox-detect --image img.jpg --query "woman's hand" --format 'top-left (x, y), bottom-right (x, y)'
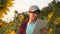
top-left (40, 27), bottom-right (46, 34)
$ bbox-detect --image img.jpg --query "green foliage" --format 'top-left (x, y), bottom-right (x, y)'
top-left (0, 0), bottom-right (6, 9)
top-left (41, 0), bottom-right (60, 34)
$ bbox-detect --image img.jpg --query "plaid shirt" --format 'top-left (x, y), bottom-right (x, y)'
top-left (18, 18), bottom-right (29, 34)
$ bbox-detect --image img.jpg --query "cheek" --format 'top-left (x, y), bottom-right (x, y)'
top-left (30, 14), bottom-right (34, 18)
top-left (35, 15), bottom-right (39, 18)
top-left (31, 15), bottom-right (34, 18)
top-left (34, 14), bottom-right (37, 17)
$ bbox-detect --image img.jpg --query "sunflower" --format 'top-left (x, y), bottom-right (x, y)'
top-left (5, 30), bottom-right (16, 34)
top-left (54, 17), bottom-right (60, 25)
top-left (0, 0), bottom-right (14, 18)
top-left (20, 15), bottom-right (24, 23)
top-left (0, 23), bottom-right (7, 29)
top-left (47, 12), bottom-right (54, 22)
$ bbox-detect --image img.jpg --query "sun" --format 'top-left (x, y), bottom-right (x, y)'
top-left (0, 0), bottom-right (14, 18)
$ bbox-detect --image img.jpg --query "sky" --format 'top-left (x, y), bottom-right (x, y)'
top-left (2, 0), bottom-right (54, 23)
top-left (13, 0), bottom-right (53, 13)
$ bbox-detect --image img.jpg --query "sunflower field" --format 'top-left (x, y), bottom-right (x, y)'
top-left (0, 12), bottom-right (26, 34)
top-left (0, 0), bottom-right (60, 34)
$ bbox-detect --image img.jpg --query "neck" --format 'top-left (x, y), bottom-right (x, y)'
top-left (28, 18), bottom-right (37, 24)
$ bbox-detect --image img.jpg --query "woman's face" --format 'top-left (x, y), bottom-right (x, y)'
top-left (29, 12), bottom-right (39, 20)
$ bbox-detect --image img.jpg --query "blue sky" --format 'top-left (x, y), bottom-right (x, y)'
top-left (2, 0), bottom-right (56, 23)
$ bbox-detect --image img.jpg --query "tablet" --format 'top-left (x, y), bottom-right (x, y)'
top-left (32, 20), bottom-right (48, 34)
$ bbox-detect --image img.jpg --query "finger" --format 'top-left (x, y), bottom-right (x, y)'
top-left (42, 27), bottom-right (46, 30)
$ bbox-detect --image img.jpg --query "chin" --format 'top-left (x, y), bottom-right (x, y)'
top-left (32, 18), bottom-right (36, 20)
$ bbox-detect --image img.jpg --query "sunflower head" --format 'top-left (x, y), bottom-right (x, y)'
top-left (0, 0), bottom-right (14, 18)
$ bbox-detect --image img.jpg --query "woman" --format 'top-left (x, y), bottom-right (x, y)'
top-left (18, 5), bottom-right (46, 34)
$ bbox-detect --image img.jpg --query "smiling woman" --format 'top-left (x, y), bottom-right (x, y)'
top-left (0, 0), bottom-right (14, 18)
